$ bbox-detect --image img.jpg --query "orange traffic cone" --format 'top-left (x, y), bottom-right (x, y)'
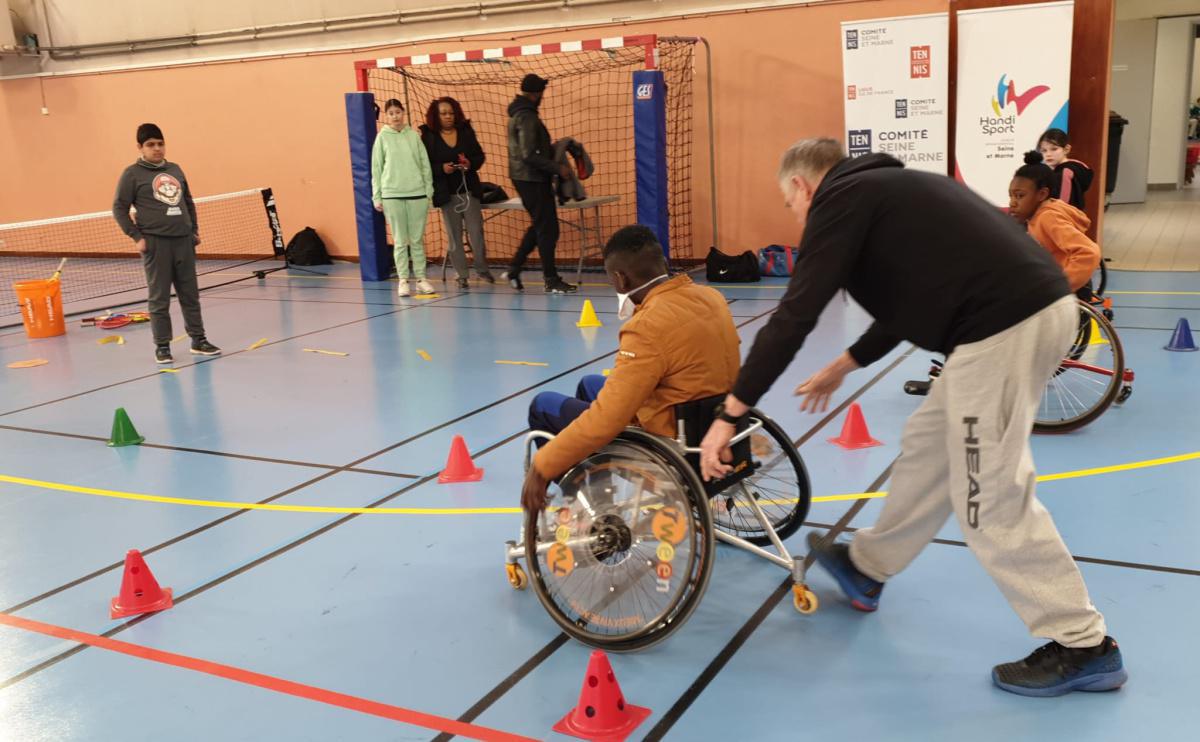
top-left (553, 650), bottom-right (651, 742)
top-left (828, 402), bottom-right (882, 449)
top-left (110, 549), bottom-right (173, 619)
top-left (437, 435), bottom-right (484, 483)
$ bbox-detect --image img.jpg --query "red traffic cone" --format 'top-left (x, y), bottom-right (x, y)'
top-left (110, 549), bottom-right (173, 619)
top-left (437, 435), bottom-right (484, 484)
top-left (553, 650), bottom-right (651, 742)
top-left (828, 402), bottom-right (882, 449)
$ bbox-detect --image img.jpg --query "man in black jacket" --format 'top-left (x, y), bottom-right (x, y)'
top-left (698, 138), bottom-right (1126, 698)
top-left (502, 74), bottom-right (577, 294)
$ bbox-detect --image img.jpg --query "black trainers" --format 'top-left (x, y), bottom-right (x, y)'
top-left (544, 277), bottom-right (578, 294)
top-left (500, 270), bottom-right (524, 291)
top-left (155, 345), bottom-right (173, 364)
top-left (992, 637), bottom-right (1127, 697)
top-left (190, 338), bottom-right (222, 356)
top-left (456, 277), bottom-right (470, 290)
top-left (478, 272), bottom-right (496, 285)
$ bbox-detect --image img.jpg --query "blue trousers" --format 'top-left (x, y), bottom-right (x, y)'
top-left (528, 375), bottom-right (607, 436)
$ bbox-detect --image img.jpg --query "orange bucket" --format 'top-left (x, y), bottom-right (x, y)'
top-left (13, 279), bottom-right (66, 339)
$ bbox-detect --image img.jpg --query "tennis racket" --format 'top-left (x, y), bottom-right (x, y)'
top-left (82, 312), bottom-right (150, 329)
top-left (49, 258), bottom-right (67, 281)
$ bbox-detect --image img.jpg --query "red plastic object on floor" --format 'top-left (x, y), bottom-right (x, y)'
top-left (437, 435), bottom-right (484, 483)
top-left (110, 549), bottom-right (174, 619)
top-left (828, 402), bottom-right (883, 449)
top-left (553, 650), bottom-right (651, 742)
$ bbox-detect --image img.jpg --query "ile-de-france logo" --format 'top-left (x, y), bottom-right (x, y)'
top-left (846, 29), bottom-right (859, 50)
top-left (636, 83), bottom-right (654, 100)
top-left (992, 74), bottom-right (1049, 116)
top-left (848, 129), bottom-right (872, 157)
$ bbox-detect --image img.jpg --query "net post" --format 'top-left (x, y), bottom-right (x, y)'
top-left (354, 62), bottom-right (372, 92)
top-left (633, 69), bottom-right (670, 261)
top-left (344, 91), bottom-right (391, 282)
top-left (260, 188), bottom-right (285, 257)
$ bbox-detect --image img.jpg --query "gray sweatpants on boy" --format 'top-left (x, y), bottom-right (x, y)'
top-left (441, 196), bottom-right (490, 279)
top-left (850, 295), bottom-right (1107, 648)
top-left (142, 234), bottom-right (205, 346)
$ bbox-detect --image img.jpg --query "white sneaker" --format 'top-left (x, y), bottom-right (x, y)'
top-left (414, 279), bottom-right (435, 295)
top-left (397, 281), bottom-right (411, 297)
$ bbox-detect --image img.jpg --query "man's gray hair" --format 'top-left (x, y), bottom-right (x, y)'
top-left (777, 138), bottom-right (845, 184)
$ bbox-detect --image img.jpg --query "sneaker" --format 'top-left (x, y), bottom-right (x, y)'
top-left (992, 637), bottom-right (1127, 697)
top-left (155, 345), bottom-right (173, 364)
top-left (478, 272), bottom-right (496, 285)
top-left (456, 277), bottom-right (470, 290)
top-left (414, 279), bottom-right (435, 295)
top-left (805, 531), bottom-right (884, 611)
top-left (544, 277), bottom-right (578, 294)
top-left (500, 270), bottom-right (524, 291)
top-left (397, 281), bottom-right (411, 297)
top-left (190, 339), bottom-right (221, 356)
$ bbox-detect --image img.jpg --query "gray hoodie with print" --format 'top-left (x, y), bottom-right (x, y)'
top-left (112, 159), bottom-right (198, 243)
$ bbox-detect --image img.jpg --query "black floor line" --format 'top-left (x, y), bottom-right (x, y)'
top-left (803, 521), bottom-right (1200, 577)
top-left (0, 295), bottom-right (463, 419)
top-left (1107, 304), bottom-right (1200, 312)
top-left (0, 424), bottom-right (418, 479)
top-left (642, 462), bottom-right (895, 741)
top-left (431, 347), bottom-right (916, 741)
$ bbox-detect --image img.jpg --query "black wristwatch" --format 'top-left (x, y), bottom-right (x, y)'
top-left (713, 403), bottom-right (747, 425)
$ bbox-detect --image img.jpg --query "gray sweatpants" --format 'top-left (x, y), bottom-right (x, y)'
top-left (850, 295), bottom-right (1107, 648)
top-left (142, 234), bottom-right (205, 346)
top-left (441, 196), bottom-right (490, 279)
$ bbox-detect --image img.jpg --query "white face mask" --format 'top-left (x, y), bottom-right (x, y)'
top-left (616, 274), bottom-right (669, 321)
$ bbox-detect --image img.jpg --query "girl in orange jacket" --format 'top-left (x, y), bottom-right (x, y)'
top-left (1009, 151), bottom-right (1101, 296)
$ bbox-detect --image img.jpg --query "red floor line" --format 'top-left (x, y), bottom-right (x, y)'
top-left (0, 612), bottom-right (537, 742)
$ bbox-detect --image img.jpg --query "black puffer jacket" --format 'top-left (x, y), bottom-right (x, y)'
top-left (420, 122), bottom-right (486, 208)
top-left (507, 95), bottom-right (558, 183)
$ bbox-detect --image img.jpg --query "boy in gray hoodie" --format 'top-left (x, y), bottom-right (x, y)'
top-left (112, 123), bottom-right (220, 364)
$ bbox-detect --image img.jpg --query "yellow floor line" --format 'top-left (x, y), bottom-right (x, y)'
top-left (2, 450), bottom-right (1196, 516)
top-left (1106, 291), bottom-right (1200, 296)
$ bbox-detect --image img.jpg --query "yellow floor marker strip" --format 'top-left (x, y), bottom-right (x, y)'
top-left (417, 349), bottom-right (432, 361)
top-left (247, 338), bottom-right (269, 351)
top-left (158, 368), bottom-right (180, 374)
top-left (2, 450), bottom-right (1197, 516)
top-left (172, 334), bottom-right (188, 343)
top-left (495, 360), bottom-right (549, 367)
top-left (1107, 291), bottom-right (1200, 296)
top-left (303, 348), bottom-right (349, 357)
top-left (97, 336), bottom-right (125, 346)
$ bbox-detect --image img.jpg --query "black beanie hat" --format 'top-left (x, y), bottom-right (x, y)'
top-left (137, 123), bottom-right (164, 145)
top-left (520, 74), bottom-right (548, 93)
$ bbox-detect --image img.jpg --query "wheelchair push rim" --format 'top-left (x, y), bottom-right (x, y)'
top-left (1035, 300), bottom-right (1125, 433)
top-left (524, 430), bottom-right (715, 651)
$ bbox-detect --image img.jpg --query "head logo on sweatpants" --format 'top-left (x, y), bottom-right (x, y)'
top-left (964, 416), bottom-right (981, 529)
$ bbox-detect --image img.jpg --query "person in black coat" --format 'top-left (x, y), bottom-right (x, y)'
top-left (419, 97), bottom-right (494, 288)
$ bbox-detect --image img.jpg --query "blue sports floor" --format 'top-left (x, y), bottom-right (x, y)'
top-left (0, 264), bottom-right (1197, 741)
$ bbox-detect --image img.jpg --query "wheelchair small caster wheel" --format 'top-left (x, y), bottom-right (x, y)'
top-left (1117, 385), bottom-right (1132, 404)
top-left (255, 271), bottom-right (266, 280)
top-left (1103, 309), bottom-right (1114, 321)
top-left (506, 563), bottom-right (528, 590)
top-left (792, 584), bottom-right (818, 615)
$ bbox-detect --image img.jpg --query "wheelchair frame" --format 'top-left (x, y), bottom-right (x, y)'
top-left (504, 412), bottom-right (817, 650)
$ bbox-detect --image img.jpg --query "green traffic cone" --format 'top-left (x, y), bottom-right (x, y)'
top-left (107, 407), bottom-right (145, 447)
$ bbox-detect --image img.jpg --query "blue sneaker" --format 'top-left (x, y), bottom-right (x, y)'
top-left (992, 637), bottom-right (1127, 697)
top-left (805, 531), bottom-right (884, 612)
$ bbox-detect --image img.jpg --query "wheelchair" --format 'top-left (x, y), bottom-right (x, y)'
top-left (503, 396), bottom-right (815, 651)
top-left (902, 300), bottom-right (1134, 433)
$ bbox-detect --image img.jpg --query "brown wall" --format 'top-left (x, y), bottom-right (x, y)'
top-left (0, 0), bottom-right (1112, 257)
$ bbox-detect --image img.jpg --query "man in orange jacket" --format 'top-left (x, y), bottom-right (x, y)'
top-left (521, 225), bottom-right (741, 512)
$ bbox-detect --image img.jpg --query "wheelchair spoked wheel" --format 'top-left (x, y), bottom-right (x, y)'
top-left (524, 429), bottom-right (716, 651)
top-left (1035, 301), bottom-right (1126, 433)
top-left (709, 410), bottom-right (811, 545)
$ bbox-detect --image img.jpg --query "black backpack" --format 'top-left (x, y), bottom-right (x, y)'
top-left (705, 247), bottom-right (761, 283)
top-left (284, 227), bottom-right (333, 266)
top-left (479, 182), bottom-right (510, 204)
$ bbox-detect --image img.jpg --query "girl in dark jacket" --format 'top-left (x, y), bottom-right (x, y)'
top-left (420, 97), bottom-right (495, 288)
top-left (1037, 128), bottom-right (1093, 212)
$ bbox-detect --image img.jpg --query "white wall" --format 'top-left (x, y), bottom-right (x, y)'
top-left (1148, 17), bottom-right (1194, 186)
top-left (1118, 0), bottom-right (1200, 21)
top-left (1111, 19), bottom-right (1158, 203)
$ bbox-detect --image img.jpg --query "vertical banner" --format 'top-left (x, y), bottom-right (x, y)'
top-left (841, 13), bottom-right (949, 174)
top-left (633, 70), bottom-right (670, 260)
top-left (344, 92), bottom-right (390, 282)
top-left (955, 1), bottom-right (1074, 207)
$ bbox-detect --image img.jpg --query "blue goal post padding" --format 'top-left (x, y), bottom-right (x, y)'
top-left (345, 92), bottom-right (389, 282)
top-left (633, 70), bottom-right (670, 260)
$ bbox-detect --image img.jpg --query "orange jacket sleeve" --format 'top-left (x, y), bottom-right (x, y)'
top-left (533, 324), bottom-right (667, 480)
top-left (1034, 209), bottom-right (1100, 291)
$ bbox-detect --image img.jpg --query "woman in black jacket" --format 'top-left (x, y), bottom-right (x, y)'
top-left (420, 97), bottom-right (494, 288)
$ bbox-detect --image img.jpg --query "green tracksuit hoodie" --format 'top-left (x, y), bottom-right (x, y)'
top-left (371, 125), bottom-right (433, 202)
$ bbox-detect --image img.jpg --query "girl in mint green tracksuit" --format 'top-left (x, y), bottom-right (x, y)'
top-left (372, 99), bottom-right (434, 296)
